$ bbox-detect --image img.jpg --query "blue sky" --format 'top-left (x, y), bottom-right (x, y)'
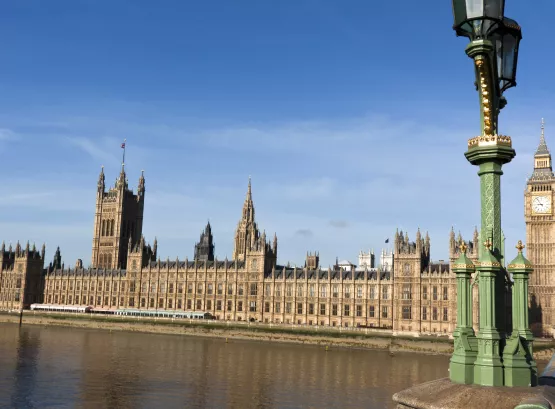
top-left (1, 0), bottom-right (554, 268)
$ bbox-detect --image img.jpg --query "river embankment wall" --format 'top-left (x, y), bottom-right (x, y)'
top-left (1, 311), bottom-right (553, 360)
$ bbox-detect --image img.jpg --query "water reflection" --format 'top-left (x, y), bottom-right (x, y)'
top-left (11, 327), bottom-right (40, 408)
top-left (0, 324), bottom-right (451, 408)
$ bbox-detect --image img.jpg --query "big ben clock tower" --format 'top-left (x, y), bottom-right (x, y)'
top-left (525, 119), bottom-right (555, 337)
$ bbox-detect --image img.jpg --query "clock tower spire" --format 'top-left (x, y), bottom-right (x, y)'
top-left (530, 118), bottom-right (554, 181)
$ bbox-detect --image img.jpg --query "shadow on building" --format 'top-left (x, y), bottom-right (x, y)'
top-left (529, 294), bottom-right (544, 337)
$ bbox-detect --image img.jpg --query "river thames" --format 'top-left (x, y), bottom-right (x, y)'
top-left (0, 323), bottom-right (452, 408)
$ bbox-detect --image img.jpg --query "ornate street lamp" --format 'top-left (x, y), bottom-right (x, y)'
top-left (449, 0), bottom-right (536, 388)
top-left (452, 0), bottom-right (505, 40)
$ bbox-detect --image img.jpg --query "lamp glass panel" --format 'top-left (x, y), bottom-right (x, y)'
top-left (452, 0), bottom-right (469, 26)
top-left (495, 36), bottom-right (506, 88)
top-left (502, 34), bottom-right (516, 81)
top-left (466, 0), bottom-right (484, 19)
top-left (484, 0), bottom-right (504, 20)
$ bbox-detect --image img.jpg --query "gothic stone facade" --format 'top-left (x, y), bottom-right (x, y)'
top-left (91, 165), bottom-right (145, 270)
top-left (0, 242), bottom-right (45, 311)
top-left (0, 165), bottom-right (498, 334)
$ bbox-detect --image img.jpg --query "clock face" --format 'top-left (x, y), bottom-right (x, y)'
top-left (532, 195), bottom-right (552, 214)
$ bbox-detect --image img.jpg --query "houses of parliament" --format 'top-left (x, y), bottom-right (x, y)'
top-left (0, 122), bottom-right (554, 337)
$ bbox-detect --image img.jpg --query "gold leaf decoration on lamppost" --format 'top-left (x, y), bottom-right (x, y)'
top-left (459, 241), bottom-right (468, 254)
top-left (483, 238), bottom-right (493, 251)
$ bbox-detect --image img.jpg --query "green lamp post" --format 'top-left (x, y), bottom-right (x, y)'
top-left (449, 241), bottom-right (478, 384)
top-left (451, 0), bottom-right (523, 387)
top-left (504, 241), bottom-right (538, 387)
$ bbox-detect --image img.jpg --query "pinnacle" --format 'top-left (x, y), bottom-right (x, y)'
top-left (536, 118), bottom-right (550, 156)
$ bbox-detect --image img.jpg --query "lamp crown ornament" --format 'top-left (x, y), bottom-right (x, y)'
top-left (483, 238), bottom-right (493, 251)
top-left (515, 240), bottom-right (525, 253)
top-left (459, 241), bottom-right (468, 254)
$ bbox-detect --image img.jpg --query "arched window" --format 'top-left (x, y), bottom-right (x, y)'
top-left (101, 220), bottom-right (105, 237)
top-left (110, 220), bottom-right (114, 236)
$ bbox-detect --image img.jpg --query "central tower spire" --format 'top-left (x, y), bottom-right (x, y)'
top-left (242, 175), bottom-right (255, 223)
top-left (233, 177), bottom-right (260, 261)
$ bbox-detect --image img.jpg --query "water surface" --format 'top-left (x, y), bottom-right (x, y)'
top-left (0, 323), bottom-right (451, 408)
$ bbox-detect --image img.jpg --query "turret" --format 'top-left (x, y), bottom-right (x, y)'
top-left (116, 163), bottom-right (127, 191)
top-left (41, 243), bottom-right (45, 260)
top-left (194, 222), bottom-right (215, 262)
top-left (53, 246), bottom-right (62, 270)
top-left (138, 170), bottom-right (145, 198)
top-left (416, 228), bottom-right (422, 251)
top-left (97, 166), bottom-right (105, 195)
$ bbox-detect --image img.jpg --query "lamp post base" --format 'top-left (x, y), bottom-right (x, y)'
top-left (504, 331), bottom-right (538, 387)
top-left (450, 329), bottom-right (478, 384)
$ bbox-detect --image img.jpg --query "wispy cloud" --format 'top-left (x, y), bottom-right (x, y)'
top-left (329, 220), bottom-right (349, 229)
top-left (295, 229), bottom-right (313, 238)
top-left (0, 108), bottom-right (540, 267)
top-left (0, 192), bottom-right (55, 205)
top-left (0, 129), bottom-right (18, 141)
top-left (0, 185), bottom-right (92, 212)
top-left (66, 136), bottom-right (120, 164)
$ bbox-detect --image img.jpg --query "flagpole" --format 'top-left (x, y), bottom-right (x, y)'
top-left (122, 138), bottom-right (126, 166)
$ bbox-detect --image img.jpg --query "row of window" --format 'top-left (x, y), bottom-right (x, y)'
top-left (99, 219), bottom-right (136, 238)
top-left (46, 282), bottom-right (451, 301)
top-left (401, 285), bottom-right (449, 301)
top-left (0, 278), bottom-right (22, 289)
top-left (49, 281), bottom-right (128, 292)
top-left (46, 282), bottom-right (394, 299)
top-left (0, 291), bottom-right (21, 302)
top-left (44, 294), bottom-right (402, 319)
top-left (422, 286), bottom-right (449, 301)
top-left (402, 306), bottom-right (449, 321)
top-left (45, 283), bottom-right (452, 303)
top-left (97, 254), bottom-right (113, 269)
top-left (41, 295), bottom-right (449, 323)
top-left (263, 302), bottom-right (390, 318)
